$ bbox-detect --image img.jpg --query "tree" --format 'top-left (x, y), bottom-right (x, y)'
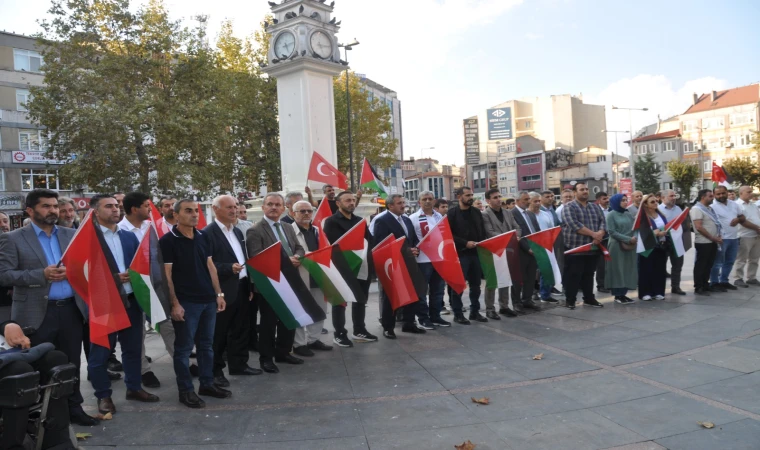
top-left (667, 160), bottom-right (700, 202)
top-left (721, 157), bottom-right (760, 189)
top-left (633, 153), bottom-right (661, 195)
top-left (334, 71), bottom-right (398, 192)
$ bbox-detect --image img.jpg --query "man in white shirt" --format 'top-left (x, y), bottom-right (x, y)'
top-left (733, 186), bottom-right (760, 287)
top-left (555, 189), bottom-right (574, 223)
top-left (409, 191), bottom-right (450, 327)
top-left (627, 191), bottom-right (643, 217)
top-left (658, 189), bottom-right (689, 295)
top-left (710, 186), bottom-right (745, 291)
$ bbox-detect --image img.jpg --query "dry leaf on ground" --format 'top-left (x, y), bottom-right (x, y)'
top-left (454, 440), bottom-right (476, 450)
top-left (471, 397), bottom-right (490, 405)
top-left (75, 432), bottom-right (93, 440)
top-left (533, 353), bottom-right (544, 360)
top-left (95, 412), bottom-right (113, 421)
top-left (698, 421), bottom-right (715, 429)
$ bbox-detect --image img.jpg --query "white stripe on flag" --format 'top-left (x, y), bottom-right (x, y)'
top-left (547, 250), bottom-right (562, 286)
top-left (140, 273), bottom-right (167, 329)
top-left (319, 261), bottom-right (357, 303)
top-left (355, 239), bottom-right (369, 280)
top-left (493, 251), bottom-right (513, 288)
top-left (270, 273), bottom-right (314, 327)
top-left (669, 227), bottom-right (685, 257)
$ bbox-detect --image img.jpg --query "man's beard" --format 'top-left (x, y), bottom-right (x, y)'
top-left (340, 205), bottom-right (355, 214)
top-left (464, 199), bottom-right (474, 206)
top-left (34, 211), bottom-right (58, 225)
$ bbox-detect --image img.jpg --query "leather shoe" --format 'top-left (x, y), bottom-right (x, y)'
top-left (293, 345), bottom-right (315, 357)
top-left (141, 371), bottom-right (160, 388)
top-left (453, 314), bottom-right (470, 325)
top-left (70, 410), bottom-right (100, 426)
top-left (126, 389), bottom-right (159, 403)
top-left (383, 329), bottom-right (397, 339)
top-left (469, 312), bottom-right (488, 322)
top-left (260, 361), bottom-right (280, 373)
top-left (401, 323), bottom-right (426, 333)
top-left (522, 301), bottom-right (540, 310)
top-left (229, 365), bottom-right (263, 376)
top-left (97, 397), bottom-right (116, 414)
top-left (107, 356), bottom-right (123, 372)
top-left (275, 354), bottom-right (304, 365)
top-left (199, 385), bottom-right (232, 399)
top-left (213, 374), bottom-right (230, 387)
top-left (671, 288), bottom-right (686, 296)
top-left (308, 340), bottom-right (333, 351)
top-left (486, 311), bottom-right (501, 320)
top-left (179, 391), bottom-right (205, 409)
top-left (108, 370), bottom-right (122, 381)
top-left (499, 308), bottom-right (517, 317)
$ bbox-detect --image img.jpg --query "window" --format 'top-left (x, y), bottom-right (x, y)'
top-left (16, 89), bottom-right (31, 111)
top-left (521, 157), bottom-right (540, 165)
top-left (683, 121), bottom-right (697, 132)
top-left (507, 173), bottom-right (516, 180)
top-left (506, 143), bottom-right (516, 152)
top-left (738, 134), bottom-right (753, 147)
top-left (498, 160), bottom-right (507, 168)
top-left (19, 131), bottom-right (47, 151)
top-left (705, 138), bottom-right (721, 151)
top-left (0, 169), bottom-right (4, 191)
top-left (663, 182), bottom-right (674, 190)
top-left (13, 49), bottom-right (43, 72)
top-left (683, 142), bottom-right (694, 153)
top-left (521, 174), bottom-right (541, 182)
top-left (497, 145), bottom-right (507, 154)
top-left (500, 187), bottom-right (507, 195)
top-left (21, 169), bottom-right (69, 191)
top-left (703, 117), bottom-right (725, 129)
top-left (596, 156), bottom-right (607, 162)
top-left (635, 144), bottom-right (647, 155)
top-left (730, 113), bottom-right (755, 126)
top-left (507, 158), bottom-right (515, 166)
top-left (499, 174), bottom-right (507, 181)
top-left (648, 143), bottom-right (656, 153)
top-left (663, 141), bottom-right (676, 152)
top-left (524, 121), bottom-right (531, 128)
top-left (703, 160), bottom-right (712, 172)
top-left (509, 186), bottom-right (516, 193)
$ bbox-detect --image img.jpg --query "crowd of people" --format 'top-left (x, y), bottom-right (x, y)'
top-left (0, 180), bottom-right (757, 446)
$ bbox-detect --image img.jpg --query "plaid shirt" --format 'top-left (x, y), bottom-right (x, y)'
top-left (561, 199), bottom-right (607, 250)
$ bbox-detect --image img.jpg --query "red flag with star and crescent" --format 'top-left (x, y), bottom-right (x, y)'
top-left (371, 237), bottom-right (426, 311)
top-left (307, 152), bottom-right (348, 190)
top-left (417, 217), bottom-right (466, 294)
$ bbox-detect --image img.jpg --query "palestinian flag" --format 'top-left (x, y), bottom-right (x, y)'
top-left (565, 242), bottom-right (611, 261)
top-left (712, 162), bottom-right (733, 189)
top-left (149, 202), bottom-right (169, 238)
top-left (61, 211), bottom-right (131, 348)
top-left (523, 227), bottom-right (563, 287)
top-left (246, 242), bottom-right (326, 330)
top-left (301, 245), bottom-right (363, 306)
top-left (664, 207), bottom-right (690, 258)
top-left (417, 216), bottom-right (466, 294)
top-left (311, 194), bottom-right (332, 249)
top-left (197, 204), bottom-right (208, 229)
top-left (476, 231), bottom-right (517, 289)
top-left (372, 237), bottom-right (426, 311)
top-left (632, 205), bottom-right (657, 257)
top-left (360, 158), bottom-right (389, 200)
top-left (333, 220), bottom-right (371, 280)
top-left (128, 223), bottom-right (171, 331)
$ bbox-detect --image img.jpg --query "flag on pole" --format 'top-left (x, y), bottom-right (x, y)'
top-left (197, 204), bottom-right (208, 229)
top-left (523, 227), bottom-right (563, 287)
top-left (664, 207), bottom-right (690, 258)
top-left (311, 195), bottom-right (332, 249)
top-left (372, 237), bottom-right (426, 311)
top-left (712, 162), bottom-right (733, 189)
top-left (564, 242), bottom-right (611, 261)
top-left (245, 242), bottom-right (326, 330)
top-left (150, 202), bottom-right (169, 238)
top-left (301, 245), bottom-right (363, 306)
top-left (332, 220), bottom-right (371, 280)
top-left (307, 152), bottom-right (349, 189)
top-left (360, 158), bottom-right (389, 199)
top-left (128, 223), bottom-right (171, 331)
top-left (417, 216), bottom-right (466, 294)
top-left (476, 230), bottom-right (517, 289)
top-left (61, 212), bottom-right (131, 348)
top-left (632, 205), bottom-right (657, 257)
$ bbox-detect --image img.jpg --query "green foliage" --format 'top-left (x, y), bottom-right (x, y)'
top-left (666, 160), bottom-right (700, 200)
top-left (721, 157), bottom-right (760, 188)
top-left (633, 153), bottom-right (661, 195)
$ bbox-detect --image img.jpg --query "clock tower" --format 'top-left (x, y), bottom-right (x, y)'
top-left (262, 0), bottom-right (347, 195)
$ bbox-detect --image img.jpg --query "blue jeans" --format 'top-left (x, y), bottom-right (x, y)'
top-left (710, 238), bottom-right (739, 284)
top-left (450, 253), bottom-right (481, 315)
top-left (539, 275), bottom-right (552, 300)
top-left (173, 301), bottom-right (216, 393)
top-left (418, 262), bottom-right (444, 320)
top-left (88, 296), bottom-right (144, 398)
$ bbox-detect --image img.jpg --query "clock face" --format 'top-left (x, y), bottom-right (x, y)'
top-left (310, 31), bottom-right (333, 59)
top-left (273, 32), bottom-right (295, 59)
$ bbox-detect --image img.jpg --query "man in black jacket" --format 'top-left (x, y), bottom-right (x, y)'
top-left (447, 187), bottom-right (488, 325)
top-left (510, 191), bottom-right (542, 312)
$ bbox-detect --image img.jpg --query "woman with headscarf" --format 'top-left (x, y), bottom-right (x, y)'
top-left (605, 194), bottom-right (638, 304)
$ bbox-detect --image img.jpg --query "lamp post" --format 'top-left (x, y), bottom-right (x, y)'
top-left (339, 39), bottom-right (360, 191)
top-left (420, 146), bottom-right (435, 159)
top-left (611, 106), bottom-right (648, 189)
top-left (602, 129), bottom-right (630, 193)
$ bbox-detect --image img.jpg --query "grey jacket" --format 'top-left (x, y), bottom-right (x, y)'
top-left (0, 226), bottom-right (87, 331)
top-left (482, 206), bottom-right (522, 238)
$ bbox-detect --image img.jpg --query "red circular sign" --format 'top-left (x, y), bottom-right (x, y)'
top-left (13, 152), bottom-right (26, 162)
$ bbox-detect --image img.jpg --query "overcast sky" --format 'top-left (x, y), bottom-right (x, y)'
top-left (2, 0), bottom-right (759, 166)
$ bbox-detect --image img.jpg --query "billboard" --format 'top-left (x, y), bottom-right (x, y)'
top-left (463, 118), bottom-right (480, 164)
top-left (12, 151), bottom-right (64, 165)
top-left (619, 178), bottom-right (633, 197)
top-left (487, 107), bottom-right (512, 140)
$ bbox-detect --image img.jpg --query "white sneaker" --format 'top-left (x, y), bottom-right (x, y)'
top-left (641, 295), bottom-right (652, 301)
top-left (654, 295), bottom-right (665, 300)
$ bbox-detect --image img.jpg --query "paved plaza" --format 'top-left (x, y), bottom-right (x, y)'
top-left (76, 252), bottom-right (760, 449)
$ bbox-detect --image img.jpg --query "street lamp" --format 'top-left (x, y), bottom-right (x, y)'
top-left (420, 146), bottom-right (435, 159)
top-left (339, 39), bottom-right (360, 191)
top-left (611, 106), bottom-right (648, 188)
top-left (602, 129), bottom-right (630, 193)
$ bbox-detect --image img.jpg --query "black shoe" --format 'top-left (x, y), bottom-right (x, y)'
top-left (721, 282), bottom-right (738, 291)
top-left (141, 371), bottom-right (160, 388)
top-left (597, 287), bottom-right (611, 293)
top-left (614, 296), bottom-right (625, 304)
top-left (308, 340), bottom-right (334, 351)
top-left (293, 345), bottom-right (315, 357)
top-left (503, 308), bottom-right (518, 317)
top-left (189, 363), bottom-right (199, 377)
top-left (430, 317), bottom-right (451, 327)
top-left (623, 296), bottom-right (635, 303)
top-left (453, 314), bottom-right (471, 325)
top-left (671, 288), bottom-right (687, 296)
top-left (108, 370), bottom-right (122, 381)
top-left (107, 356), bottom-right (123, 372)
top-left (199, 385), bottom-right (232, 399)
top-left (522, 301), bottom-right (540, 310)
top-left (695, 289), bottom-right (711, 297)
top-left (486, 311), bottom-right (501, 320)
top-left (352, 329), bottom-right (379, 342)
top-left (563, 302), bottom-right (576, 310)
top-left (321, 328), bottom-right (329, 335)
top-left (70, 410), bottom-right (100, 426)
top-left (213, 374), bottom-right (230, 388)
top-left (383, 329), bottom-right (397, 339)
top-left (145, 355), bottom-right (152, 363)
top-left (402, 323), bottom-right (426, 333)
top-left (275, 354), bottom-right (304, 365)
top-left (469, 312), bottom-right (488, 323)
top-left (229, 365), bottom-right (263, 375)
top-left (260, 361), bottom-right (279, 373)
top-left (665, 272), bottom-right (671, 278)
top-left (709, 284), bottom-right (727, 292)
top-left (584, 299), bottom-right (604, 308)
top-left (179, 391), bottom-right (205, 408)
top-left (541, 297), bottom-right (559, 304)
top-left (417, 320), bottom-right (436, 330)
top-left (333, 333), bottom-right (354, 348)
top-left (551, 287), bottom-right (561, 294)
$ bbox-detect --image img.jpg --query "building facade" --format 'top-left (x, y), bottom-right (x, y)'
top-left (402, 157), bottom-right (462, 207)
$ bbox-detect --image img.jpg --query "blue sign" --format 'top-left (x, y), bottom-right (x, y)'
top-left (487, 107), bottom-right (512, 140)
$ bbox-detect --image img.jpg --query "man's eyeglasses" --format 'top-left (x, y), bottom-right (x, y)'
top-left (296, 209), bottom-right (313, 214)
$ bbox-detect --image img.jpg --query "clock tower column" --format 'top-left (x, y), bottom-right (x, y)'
top-left (261, 0), bottom-right (347, 195)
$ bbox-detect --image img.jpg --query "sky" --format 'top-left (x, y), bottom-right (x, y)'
top-left (2, 0), bottom-right (759, 166)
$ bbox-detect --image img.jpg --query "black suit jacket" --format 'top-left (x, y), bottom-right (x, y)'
top-left (447, 205), bottom-right (486, 252)
top-left (373, 212), bottom-right (419, 248)
top-left (511, 207), bottom-right (541, 253)
top-left (204, 222), bottom-right (247, 303)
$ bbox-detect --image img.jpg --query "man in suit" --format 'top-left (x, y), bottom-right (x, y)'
top-left (0, 188), bottom-right (99, 425)
top-left (206, 195), bottom-right (262, 388)
top-left (87, 194), bottom-right (159, 415)
top-left (510, 191), bottom-right (542, 312)
top-left (374, 194), bottom-right (426, 338)
top-left (481, 188), bottom-right (522, 319)
top-left (246, 193), bottom-right (305, 373)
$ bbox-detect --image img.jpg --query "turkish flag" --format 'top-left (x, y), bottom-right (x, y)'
top-left (61, 212), bottom-right (131, 348)
top-left (417, 217), bottom-right (466, 294)
top-left (150, 202), bottom-right (169, 238)
top-left (197, 204), bottom-right (208, 229)
top-left (307, 152), bottom-right (348, 190)
top-left (372, 237), bottom-right (426, 311)
top-left (311, 196), bottom-right (333, 249)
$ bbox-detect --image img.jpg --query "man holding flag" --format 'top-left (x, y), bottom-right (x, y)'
top-left (691, 189), bottom-right (722, 296)
top-left (732, 186), bottom-right (760, 287)
top-left (657, 190), bottom-right (690, 295)
top-left (481, 189), bottom-right (522, 318)
top-left (710, 186), bottom-right (745, 292)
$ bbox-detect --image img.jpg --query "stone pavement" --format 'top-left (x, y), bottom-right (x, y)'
top-left (76, 252), bottom-right (760, 449)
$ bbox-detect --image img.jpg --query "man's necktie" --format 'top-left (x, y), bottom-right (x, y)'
top-left (524, 211), bottom-right (535, 233)
top-left (274, 222), bottom-right (294, 257)
top-left (398, 216), bottom-right (409, 238)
